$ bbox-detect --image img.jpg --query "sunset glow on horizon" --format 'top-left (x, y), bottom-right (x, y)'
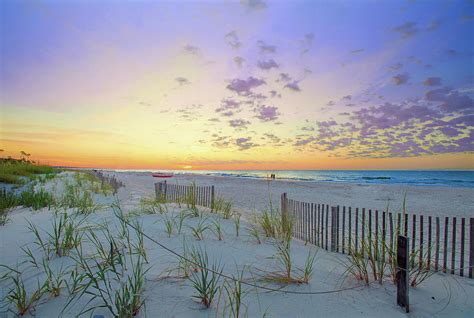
top-left (1, 0), bottom-right (473, 170)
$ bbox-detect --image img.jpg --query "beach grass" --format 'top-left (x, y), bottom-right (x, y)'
top-left (0, 158), bottom-right (57, 184)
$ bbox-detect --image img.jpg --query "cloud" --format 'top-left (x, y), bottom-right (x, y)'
top-left (460, 15), bottom-right (474, 22)
top-left (269, 90), bottom-right (281, 98)
top-left (225, 30), bottom-right (242, 49)
top-left (326, 100), bottom-right (335, 106)
top-left (257, 40), bottom-right (277, 54)
top-left (284, 81), bottom-right (301, 92)
top-left (229, 119), bottom-right (251, 129)
top-left (240, 0), bottom-right (266, 10)
top-left (278, 73), bottom-right (292, 82)
top-left (342, 95), bottom-right (352, 100)
top-left (176, 104), bottom-right (203, 121)
top-left (211, 135), bottom-right (231, 148)
top-left (263, 133), bottom-right (281, 144)
top-left (392, 22), bottom-right (418, 39)
top-left (216, 98), bottom-right (241, 113)
top-left (257, 59), bottom-right (279, 70)
top-left (446, 49), bottom-right (459, 57)
top-left (257, 105), bottom-right (279, 121)
top-left (388, 63), bottom-right (403, 71)
top-left (350, 49), bottom-right (364, 54)
top-left (425, 87), bottom-right (474, 113)
top-left (427, 20), bottom-right (442, 31)
top-left (175, 77), bottom-right (190, 85)
top-left (423, 77), bottom-right (442, 86)
top-left (233, 56), bottom-right (245, 68)
top-left (294, 136), bottom-right (316, 146)
top-left (392, 73), bottom-right (409, 85)
top-left (226, 76), bottom-right (266, 95)
top-left (183, 44), bottom-right (200, 55)
top-left (299, 33), bottom-right (314, 54)
top-left (235, 137), bottom-right (258, 150)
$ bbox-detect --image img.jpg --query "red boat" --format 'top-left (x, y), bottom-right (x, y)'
top-left (152, 173), bottom-right (173, 178)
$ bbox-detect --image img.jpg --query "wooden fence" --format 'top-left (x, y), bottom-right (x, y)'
top-left (281, 193), bottom-right (474, 279)
top-left (155, 181), bottom-right (215, 210)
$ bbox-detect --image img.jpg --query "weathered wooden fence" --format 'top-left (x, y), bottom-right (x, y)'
top-left (155, 181), bottom-right (215, 209)
top-left (281, 193), bottom-right (474, 279)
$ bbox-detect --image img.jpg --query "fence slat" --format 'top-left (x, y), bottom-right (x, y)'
top-left (428, 216), bottom-right (432, 270)
top-left (451, 217), bottom-right (457, 275)
top-left (411, 214), bottom-right (416, 268)
top-left (348, 207), bottom-right (352, 255)
top-left (320, 204), bottom-right (324, 248)
top-left (435, 217), bottom-right (440, 271)
top-left (325, 204), bottom-right (329, 250)
top-left (460, 218), bottom-right (465, 277)
top-left (368, 209), bottom-right (372, 256)
top-left (382, 211), bottom-right (386, 261)
top-left (342, 206), bottom-right (346, 254)
top-left (419, 215), bottom-right (424, 269)
top-left (336, 206), bottom-right (340, 252)
top-left (443, 217), bottom-right (449, 273)
top-left (362, 208), bottom-right (366, 256)
top-left (389, 212), bottom-right (394, 255)
top-left (469, 218), bottom-right (473, 278)
top-left (355, 208), bottom-right (359, 253)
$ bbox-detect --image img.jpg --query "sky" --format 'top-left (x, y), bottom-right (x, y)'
top-left (0, 0), bottom-right (473, 170)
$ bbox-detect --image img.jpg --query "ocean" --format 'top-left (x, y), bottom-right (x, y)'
top-left (114, 169), bottom-right (474, 188)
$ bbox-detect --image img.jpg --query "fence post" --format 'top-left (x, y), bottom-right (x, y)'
top-left (154, 183), bottom-right (159, 200)
top-left (163, 180), bottom-right (167, 201)
top-left (211, 185), bottom-right (215, 212)
top-left (469, 218), bottom-right (473, 279)
top-left (281, 193), bottom-right (288, 231)
top-left (397, 235), bottom-right (410, 313)
top-left (331, 207), bottom-right (337, 252)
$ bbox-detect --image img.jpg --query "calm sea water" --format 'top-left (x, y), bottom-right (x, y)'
top-left (114, 169), bottom-right (474, 189)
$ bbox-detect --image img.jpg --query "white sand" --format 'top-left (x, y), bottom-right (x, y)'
top-left (112, 172), bottom-right (474, 217)
top-left (0, 171), bottom-right (473, 317)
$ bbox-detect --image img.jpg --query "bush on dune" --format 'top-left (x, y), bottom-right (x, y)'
top-left (0, 158), bottom-right (57, 185)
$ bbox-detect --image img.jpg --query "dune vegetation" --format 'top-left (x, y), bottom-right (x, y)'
top-left (0, 153), bottom-right (57, 185)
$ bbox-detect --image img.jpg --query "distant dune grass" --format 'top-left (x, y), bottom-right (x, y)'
top-left (0, 158), bottom-right (57, 184)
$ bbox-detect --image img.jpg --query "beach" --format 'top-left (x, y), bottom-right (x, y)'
top-left (112, 171), bottom-right (474, 218)
top-left (0, 170), bottom-right (473, 317)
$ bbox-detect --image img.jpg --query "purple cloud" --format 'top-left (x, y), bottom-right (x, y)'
top-left (227, 77), bottom-right (266, 96)
top-left (284, 81), bottom-right (301, 92)
top-left (423, 77), bottom-right (442, 86)
top-left (216, 98), bottom-right (240, 113)
top-left (225, 30), bottom-right (241, 49)
top-left (425, 87), bottom-right (474, 112)
top-left (257, 105), bottom-right (279, 121)
top-left (233, 56), bottom-right (245, 68)
top-left (392, 73), bottom-right (409, 85)
top-left (269, 90), bottom-right (281, 98)
top-left (392, 22), bottom-right (418, 39)
top-left (257, 59), bottom-right (279, 70)
top-left (241, 0), bottom-right (266, 10)
top-left (175, 77), bottom-right (190, 85)
top-left (278, 73), bottom-right (292, 82)
top-left (389, 63), bottom-right (403, 71)
top-left (229, 119), bottom-right (251, 129)
top-left (257, 40), bottom-right (276, 54)
top-left (235, 137), bottom-right (258, 150)
top-left (183, 44), bottom-right (200, 55)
